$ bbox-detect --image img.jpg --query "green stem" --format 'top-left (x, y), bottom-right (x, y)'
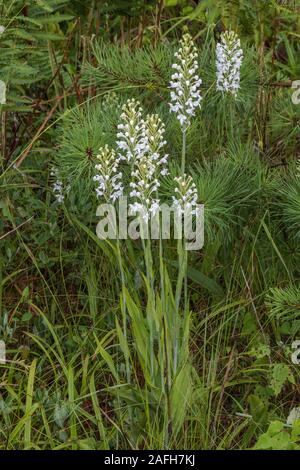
top-left (162, 317), bottom-right (173, 448)
top-left (155, 191), bottom-right (165, 309)
top-left (174, 128), bottom-right (188, 372)
top-left (181, 129), bottom-right (186, 175)
top-left (174, 236), bottom-right (184, 373)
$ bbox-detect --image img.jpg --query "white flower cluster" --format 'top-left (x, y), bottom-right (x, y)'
top-left (216, 30), bottom-right (243, 96)
top-left (50, 167), bottom-right (69, 204)
top-left (169, 33), bottom-right (202, 130)
top-left (116, 99), bottom-right (148, 162)
top-left (129, 114), bottom-right (169, 221)
top-left (129, 158), bottom-right (160, 221)
top-left (92, 99), bottom-right (170, 219)
top-left (93, 145), bottom-right (123, 202)
top-left (172, 174), bottom-right (198, 215)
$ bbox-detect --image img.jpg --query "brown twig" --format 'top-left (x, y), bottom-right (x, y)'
top-left (45, 18), bottom-right (80, 91)
top-left (14, 95), bottom-right (64, 168)
top-left (155, 0), bottom-right (164, 47)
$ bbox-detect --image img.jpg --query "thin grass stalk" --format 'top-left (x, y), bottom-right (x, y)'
top-left (116, 236), bottom-right (130, 384)
top-left (162, 316), bottom-right (173, 448)
top-left (181, 129), bottom-right (186, 174)
top-left (174, 127), bottom-right (189, 372)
